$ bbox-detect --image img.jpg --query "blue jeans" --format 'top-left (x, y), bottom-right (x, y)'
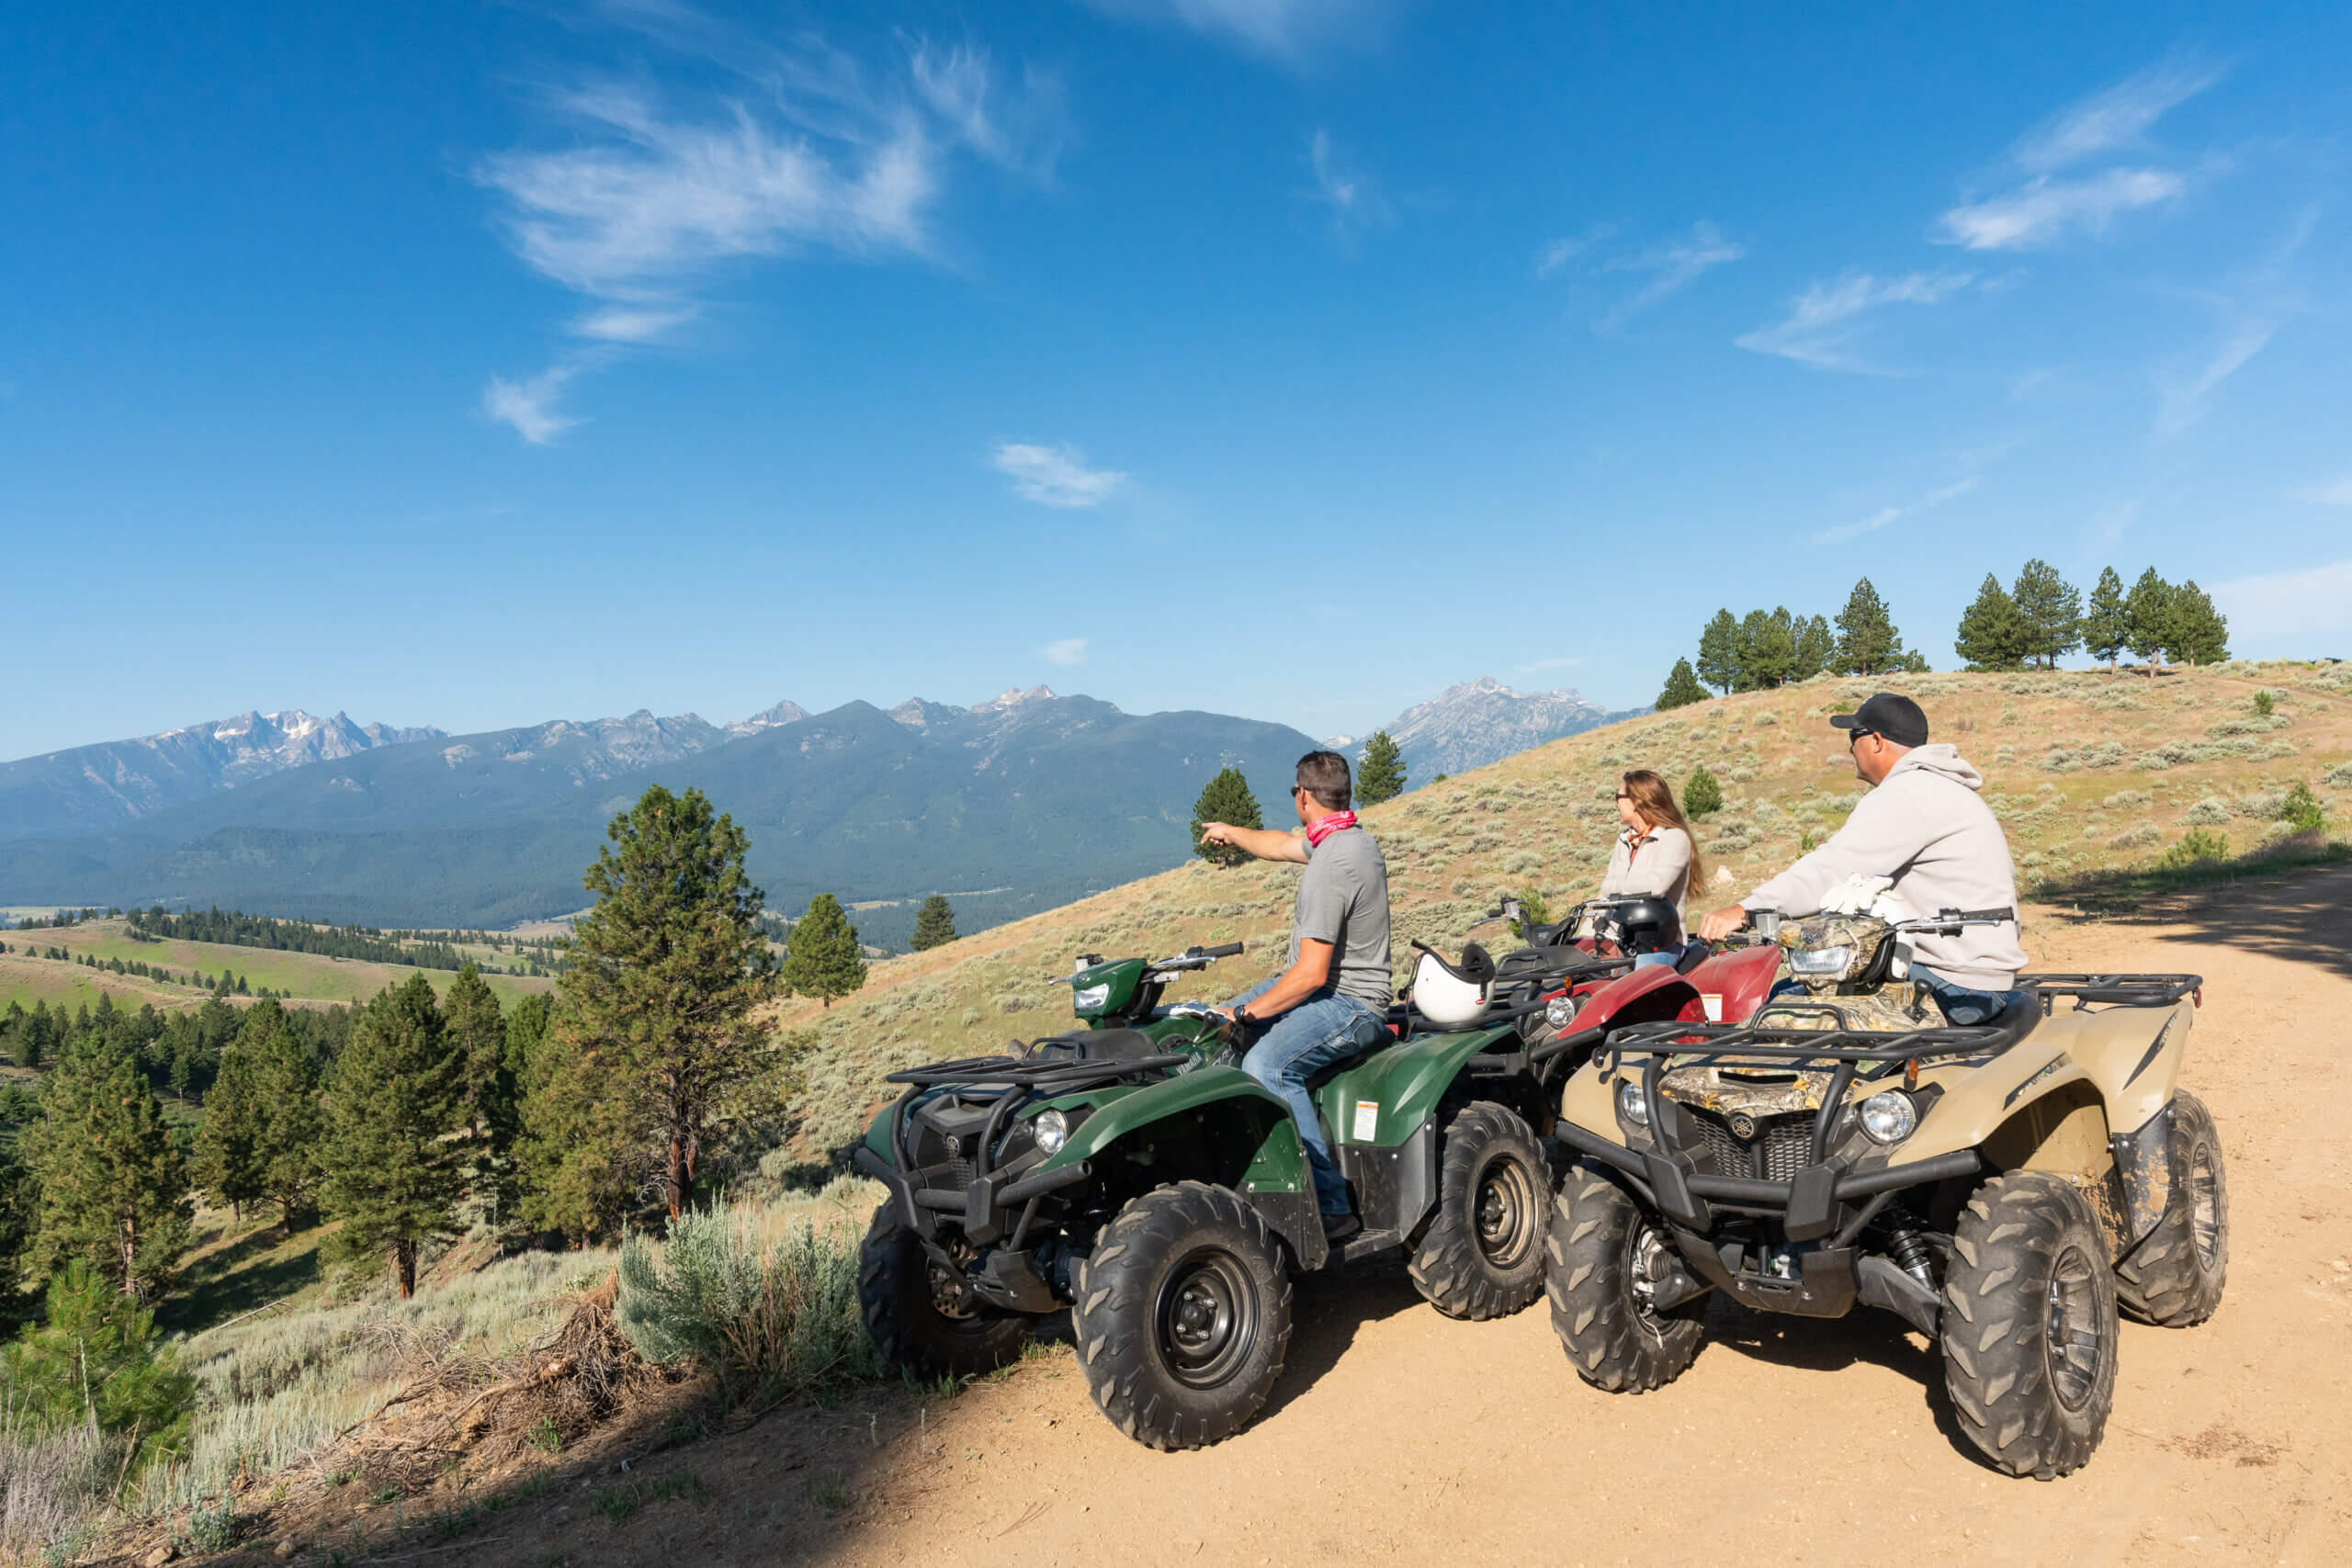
top-left (1632, 940), bottom-right (1705, 971)
top-left (1226, 976), bottom-right (1388, 1215)
top-left (1912, 967), bottom-right (2030, 1027)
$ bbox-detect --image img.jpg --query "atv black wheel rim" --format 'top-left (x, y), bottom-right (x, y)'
top-left (1153, 1248), bottom-right (1259, 1390)
top-left (1474, 1155), bottom-right (1539, 1271)
top-left (2043, 1245), bottom-right (2102, 1412)
top-left (2188, 1143), bottom-right (2222, 1271)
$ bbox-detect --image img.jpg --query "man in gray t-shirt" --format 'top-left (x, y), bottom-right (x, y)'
top-left (1199, 750), bottom-right (1393, 1238)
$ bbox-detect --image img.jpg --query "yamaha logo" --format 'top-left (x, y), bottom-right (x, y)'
top-left (1727, 1112), bottom-right (1758, 1140)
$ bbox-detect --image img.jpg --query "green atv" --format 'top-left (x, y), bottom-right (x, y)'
top-left (852, 935), bottom-right (1596, 1450)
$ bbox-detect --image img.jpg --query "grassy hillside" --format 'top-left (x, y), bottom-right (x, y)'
top-left (763, 660), bottom-right (2352, 1156)
top-left (2, 918), bottom-right (555, 1014)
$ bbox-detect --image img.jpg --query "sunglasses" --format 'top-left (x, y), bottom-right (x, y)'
top-left (1847, 728), bottom-right (1877, 750)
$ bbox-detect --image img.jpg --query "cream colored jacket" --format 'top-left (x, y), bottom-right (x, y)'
top-left (1598, 825), bottom-right (1694, 911)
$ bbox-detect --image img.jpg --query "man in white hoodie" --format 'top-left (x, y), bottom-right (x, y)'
top-left (1697, 693), bottom-right (2030, 1023)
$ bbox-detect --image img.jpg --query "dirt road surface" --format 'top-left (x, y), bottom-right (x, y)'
top-left (461, 872), bottom-right (2352, 1568)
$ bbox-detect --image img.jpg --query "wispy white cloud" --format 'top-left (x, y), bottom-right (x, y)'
top-left (2154, 209), bottom-right (2313, 437)
top-left (2290, 478), bottom-right (2352, 506)
top-left (1306, 129), bottom-right (1390, 246)
top-left (1814, 475), bottom-right (1979, 545)
top-left (2211, 558), bottom-right (2352, 653)
top-left (1939, 167), bottom-right (2186, 251)
top-left (1039, 637), bottom-right (1090, 667)
top-left (1936, 58), bottom-right (2222, 251)
top-left (2087, 501), bottom-right (2138, 549)
top-left (2012, 58), bottom-right (2224, 173)
top-left (475, 7), bottom-right (1056, 441)
top-left (481, 364), bottom-right (586, 445)
top-left (1736, 270), bottom-right (1973, 373)
top-left (1512, 656), bottom-right (1587, 676)
top-left (990, 443), bottom-right (1127, 508)
top-left (1596, 221), bottom-right (1746, 330)
top-left (1083, 0), bottom-right (1386, 64)
top-left (1534, 222), bottom-right (1619, 277)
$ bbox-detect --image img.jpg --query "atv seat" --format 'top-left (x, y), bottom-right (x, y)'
top-left (1302, 1036), bottom-right (1394, 1092)
top-left (1963, 994), bottom-right (2041, 1053)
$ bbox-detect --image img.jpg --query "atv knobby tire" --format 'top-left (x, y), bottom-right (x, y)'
top-left (1940, 1171), bottom-right (2119, 1480)
top-left (2115, 1090), bottom-right (2228, 1327)
top-left (1409, 1100), bottom-right (1549, 1320)
top-left (1070, 1181), bottom-right (1292, 1450)
top-left (857, 1211), bottom-right (1030, 1379)
top-left (1544, 1162), bottom-right (1705, 1392)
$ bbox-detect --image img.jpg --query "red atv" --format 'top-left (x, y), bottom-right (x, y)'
top-left (1508, 896), bottom-right (1782, 1092)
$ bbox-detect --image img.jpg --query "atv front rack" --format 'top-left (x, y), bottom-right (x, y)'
top-left (1561, 1015), bottom-right (2026, 1243)
top-left (2017, 972), bottom-right (2201, 1010)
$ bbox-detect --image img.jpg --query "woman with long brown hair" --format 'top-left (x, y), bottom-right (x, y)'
top-left (1595, 769), bottom-right (1706, 967)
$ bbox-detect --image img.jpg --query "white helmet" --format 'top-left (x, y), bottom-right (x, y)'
top-left (1411, 941), bottom-right (1497, 1027)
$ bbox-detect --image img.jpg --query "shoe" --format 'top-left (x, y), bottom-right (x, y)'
top-left (1320, 1213), bottom-right (1362, 1243)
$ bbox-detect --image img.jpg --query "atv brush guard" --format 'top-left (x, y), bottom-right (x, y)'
top-left (1563, 1014), bottom-right (2034, 1235)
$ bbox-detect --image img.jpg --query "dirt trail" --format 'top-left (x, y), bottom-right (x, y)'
top-left (460, 871), bottom-right (2352, 1568)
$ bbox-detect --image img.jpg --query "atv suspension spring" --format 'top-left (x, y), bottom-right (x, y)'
top-left (1886, 1227), bottom-right (1937, 1290)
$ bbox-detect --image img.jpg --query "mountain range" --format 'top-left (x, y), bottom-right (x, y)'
top-left (0, 688), bottom-right (1321, 944)
top-left (0, 678), bottom-right (1639, 942)
top-left (1369, 677), bottom-right (1646, 784)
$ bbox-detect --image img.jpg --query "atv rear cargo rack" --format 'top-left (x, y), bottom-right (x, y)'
top-left (2017, 972), bottom-right (2201, 1010)
top-left (881, 1051), bottom-right (1189, 1089)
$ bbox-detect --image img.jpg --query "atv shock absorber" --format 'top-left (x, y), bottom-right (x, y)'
top-left (1884, 1218), bottom-right (1937, 1290)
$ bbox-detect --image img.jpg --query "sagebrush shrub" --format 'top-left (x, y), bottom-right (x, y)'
top-left (617, 1209), bottom-right (883, 1403)
top-left (2183, 797), bottom-right (2232, 826)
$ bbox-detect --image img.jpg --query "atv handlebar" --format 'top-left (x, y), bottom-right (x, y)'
top-left (1148, 942), bottom-right (1244, 972)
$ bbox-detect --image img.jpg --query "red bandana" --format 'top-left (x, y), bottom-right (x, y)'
top-left (1305, 810), bottom-right (1359, 848)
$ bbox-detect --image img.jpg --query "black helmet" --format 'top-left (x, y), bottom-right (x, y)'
top-left (1599, 897), bottom-right (1684, 956)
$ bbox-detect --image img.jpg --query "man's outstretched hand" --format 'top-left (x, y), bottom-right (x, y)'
top-left (1698, 903), bottom-right (1751, 942)
top-left (1198, 821), bottom-right (1242, 848)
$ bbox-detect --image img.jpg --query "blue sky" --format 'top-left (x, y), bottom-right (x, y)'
top-left (6, 1), bottom-right (2349, 760)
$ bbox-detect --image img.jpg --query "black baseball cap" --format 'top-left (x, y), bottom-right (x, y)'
top-left (1830, 692), bottom-right (1929, 748)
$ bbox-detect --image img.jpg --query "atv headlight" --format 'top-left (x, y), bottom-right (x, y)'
top-left (1858, 1090), bottom-right (1917, 1145)
top-left (1072, 983), bottom-right (1111, 1012)
top-left (1616, 1080), bottom-right (1651, 1128)
top-left (1032, 1108), bottom-right (1069, 1155)
top-left (1786, 944), bottom-right (1856, 977)
top-left (1544, 995), bottom-right (1579, 1030)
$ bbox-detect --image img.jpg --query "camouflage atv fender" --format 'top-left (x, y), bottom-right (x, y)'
top-left (1896, 999), bottom-right (2197, 1254)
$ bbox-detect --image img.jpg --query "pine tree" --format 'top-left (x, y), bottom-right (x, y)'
top-left (248, 1013), bottom-right (324, 1228)
top-left (192, 1037), bottom-right (266, 1221)
top-left (1831, 578), bottom-right (1903, 675)
top-left (2082, 566), bottom-right (2130, 671)
top-left (514, 998), bottom-right (635, 1247)
top-left (1682, 765), bottom-right (1724, 818)
top-left (1736, 608), bottom-right (1797, 689)
top-left (440, 964), bottom-right (508, 1148)
top-left (783, 893), bottom-right (867, 1011)
top-left (1792, 615), bottom-right (1834, 682)
top-left (2168, 580), bottom-right (2230, 665)
top-left (321, 975), bottom-right (469, 1298)
top-left (910, 895), bottom-right (958, 952)
top-left (1953, 573), bottom-right (2028, 671)
top-left (1, 1260), bottom-right (196, 1483)
top-left (20, 1032), bottom-right (193, 1300)
top-left (1655, 657), bottom-right (1709, 710)
top-left (1355, 732), bottom-right (1406, 806)
top-left (2124, 568), bottom-right (2176, 677)
top-left (1190, 767), bottom-right (1263, 868)
top-left (2010, 558), bottom-right (2082, 669)
top-left (1695, 609), bottom-right (1740, 695)
top-left (554, 785), bottom-right (783, 1220)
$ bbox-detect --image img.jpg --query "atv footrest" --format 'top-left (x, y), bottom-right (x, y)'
top-left (1337, 1228), bottom-right (1404, 1266)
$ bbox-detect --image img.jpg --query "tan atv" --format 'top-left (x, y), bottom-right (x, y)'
top-left (1545, 908), bottom-right (2226, 1479)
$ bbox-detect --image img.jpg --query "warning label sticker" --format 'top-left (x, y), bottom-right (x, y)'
top-left (1701, 994), bottom-right (1724, 1022)
top-left (1351, 1100), bottom-right (1379, 1140)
